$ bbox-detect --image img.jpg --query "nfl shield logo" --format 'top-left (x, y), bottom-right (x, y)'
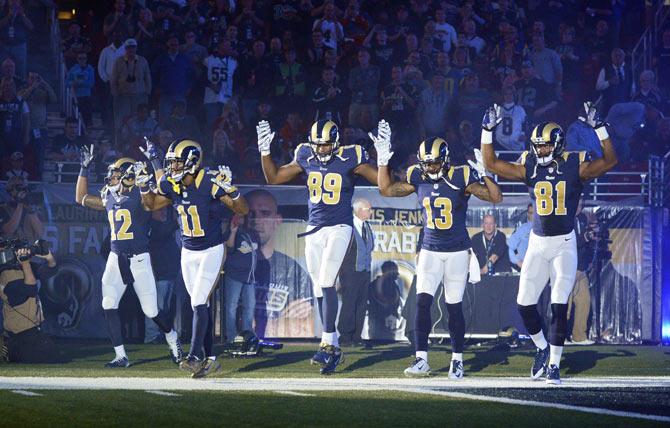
top-left (548, 168), bottom-right (554, 173)
top-left (433, 184), bottom-right (439, 190)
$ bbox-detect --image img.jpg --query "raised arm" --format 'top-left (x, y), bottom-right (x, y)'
top-left (466, 149), bottom-right (503, 203)
top-left (75, 145), bottom-right (105, 211)
top-left (577, 101), bottom-right (618, 181)
top-left (257, 120), bottom-right (303, 184)
top-left (211, 165), bottom-right (249, 215)
top-left (370, 119), bottom-right (415, 197)
top-left (354, 163), bottom-right (378, 185)
top-left (480, 104), bottom-right (526, 181)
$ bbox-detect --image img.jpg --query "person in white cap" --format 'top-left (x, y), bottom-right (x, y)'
top-left (110, 38), bottom-right (151, 136)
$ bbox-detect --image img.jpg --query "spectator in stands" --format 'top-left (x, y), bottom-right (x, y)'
top-left (364, 25), bottom-right (397, 83)
top-left (632, 70), bottom-right (667, 115)
top-left (0, 0), bottom-right (33, 78)
top-left (306, 29), bottom-right (326, 74)
top-left (514, 59), bottom-right (557, 123)
top-left (48, 117), bottom-right (88, 162)
top-left (279, 111), bottom-right (305, 157)
top-left (380, 65), bottom-right (418, 163)
top-left (432, 51), bottom-right (461, 99)
top-left (211, 127), bottom-right (241, 176)
top-left (493, 43), bottom-right (521, 90)
top-left (653, 27), bottom-right (670, 96)
top-left (97, 30), bottom-right (126, 135)
top-left (180, 29), bottom-right (208, 78)
top-left (586, 20), bottom-right (612, 65)
top-left (239, 40), bottom-right (273, 126)
top-left (508, 203), bottom-right (534, 272)
top-left (233, 0), bottom-right (264, 47)
top-left (452, 71), bottom-right (492, 135)
top-left (203, 39), bottom-right (238, 132)
top-left (223, 213), bottom-right (259, 344)
top-left (313, 2), bottom-right (343, 52)
top-left (5, 151), bottom-right (28, 180)
top-left (528, 34), bottom-right (562, 88)
top-left (495, 85), bottom-right (526, 151)
top-left (312, 66), bottom-right (345, 124)
top-left (367, 260), bottom-right (402, 341)
top-left (388, 4), bottom-right (419, 44)
top-left (19, 71), bottom-right (55, 174)
top-left (348, 48), bottom-right (380, 129)
top-left (120, 103), bottom-right (160, 151)
top-left (433, 7), bottom-right (457, 54)
top-left (0, 176), bottom-right (43, 241)
top-left (273, 47), bottom-right (306, 110)
top-left (341, 2), bottom-right (369, 46)
top-left (61, 21), bottom-right (92, 67)
top-left (163, 100), bottom-right (200, 142)
top-left (103, 0), bottom-right (131, 41)
top-left (152, 34), bottom-right (193, 126)
top-left (596, 48), bottom-right (634, 115)
top-left (418, 72), bottom-right (449, 139)
top-left (133, 8), bottom-right (156, 62)
top-left (471, 214), bottom-right (511, 275)
top-left (0, 78), bottom-right (29, 161)
top-left (555, 26), bottom-right (583, 99)
top-left (110, 38), bottom-right (152, 136)
top-left (66, 53), bottom-right (95, 127)
top-left (0, 58), bottom-right (22, 91)
top-left (460, 19), bottom-right (485, 57)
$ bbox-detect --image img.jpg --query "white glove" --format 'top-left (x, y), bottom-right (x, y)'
top-left (467, 148), bottom-right (490, 179)
top-left (139, 137), bottom-right (160, 160)
top-left (133, 161), bottom-right (152, 188)
top-left (368, 119), bottom-right (393, 166)
top-left (80, 144), bottom-right (95, 168)
top-left (256, 120), bottom-right (275, 156)
top-left (481, 104), bottom-right (502, 144)
top-left (578, 101), bottom-right (609, 139)
top-left (210, 165), bottom-right (239, 196)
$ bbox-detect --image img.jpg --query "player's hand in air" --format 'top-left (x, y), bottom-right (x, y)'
top-left (368, 119), bottom-right (393, 166)
top-left (256, 120), bottom-right (276, 156)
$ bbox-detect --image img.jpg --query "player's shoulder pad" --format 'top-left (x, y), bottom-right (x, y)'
top-left (406, 164), bottom-right (421, 184)
top-left (448, 165), bottom-right (474, 187)
top-left (293, 143), bottom-right (310, 163)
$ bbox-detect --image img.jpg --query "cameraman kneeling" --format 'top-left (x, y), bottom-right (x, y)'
top-left (0, 242), bottom-right (59, 363)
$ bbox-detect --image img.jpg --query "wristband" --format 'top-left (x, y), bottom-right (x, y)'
top-left (79, 166), bottom-right (89, 177)
top-left (228, 189), bottom-right (241, 200)
top-left (260, 150), bottom-right (271, 157)
top-left (595, 126), bottom-right (609, 140)
top-left (481, 129), bottom-right (493, 145)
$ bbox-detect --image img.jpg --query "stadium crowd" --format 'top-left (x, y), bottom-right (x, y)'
top-left (0, 0), bottom-right (668, 183)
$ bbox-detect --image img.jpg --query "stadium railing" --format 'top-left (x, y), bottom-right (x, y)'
top-left (631, 2), bottom-right (670, 82)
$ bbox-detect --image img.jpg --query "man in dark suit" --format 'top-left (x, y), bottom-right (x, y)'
top-left (337, 198), bottom-right (374, 346)
top-left (471, 214), bottom-right (511, 275)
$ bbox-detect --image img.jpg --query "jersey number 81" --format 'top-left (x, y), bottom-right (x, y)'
top-left (307, 171), bottom-right (342, 205)
top-left (534, 181), bottom-right (567, 216)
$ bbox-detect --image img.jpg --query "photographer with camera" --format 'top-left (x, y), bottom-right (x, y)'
top-left (0, 239), bottom-right (59, 363)
top-left (0, 176), bottom-right (43, 241)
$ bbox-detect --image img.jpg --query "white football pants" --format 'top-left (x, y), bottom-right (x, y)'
top-left (304, 224), bottom-right (353, 298)
top-left (415, 248), bottom-right (471, 303)
top-left (101, 251), bottom-right (159, 318)
top-left (181, 244), bottom-right (225, 308)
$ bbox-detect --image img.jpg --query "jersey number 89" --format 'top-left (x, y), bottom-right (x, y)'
top-left (307, 171), bottom-right (342, 205)
top-left (534, 181), bottom-right (567, 216)
top-left (423, 197), bottom-right (453, 230)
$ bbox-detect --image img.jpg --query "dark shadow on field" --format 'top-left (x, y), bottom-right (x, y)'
top-left (55, 339), bottom-right (118, 362)
top-left (457, 343), bottom-right (513, 374)
top-left (235, 351), bottom-right (315, 372)
top-left (562, 349), bottom-right (635, 375)
top-left (340, 346), bottom-right (413, 373)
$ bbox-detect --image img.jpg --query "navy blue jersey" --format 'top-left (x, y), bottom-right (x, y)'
top-left (103, 186), bottom-right (151, 255)
top-left (295, 144), bottom-right (369, 227)
top-left (520, 151), bottom-right (588, 236)
top-left (407, 164), bottom-right (478, 252)
top-left (157, 168), bottom-right (226, 250)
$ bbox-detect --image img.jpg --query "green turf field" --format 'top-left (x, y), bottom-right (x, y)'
top-left (0, 340), bottom-right (668, 378)
top-left (0, 389), bottom-right (664, 428)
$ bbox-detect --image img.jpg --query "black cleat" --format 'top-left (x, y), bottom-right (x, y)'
top-left (531, 347), bottom-right (549, 380)
top-left (179, 354), bottom-right (203, 374)
top-left (310, 342), bottom-right (329, 366)
top-left (105, 356), bottom-right (130, 368)
top-left (192, 358), bottom-right (221, 379)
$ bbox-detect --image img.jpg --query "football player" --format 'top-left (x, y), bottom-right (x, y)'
top-left (372, 125), bottom-right (503, 379)
top-left (140, 139), bottom-right (248, 378)
top-left (75, 147), bottom-right (182, 368)
top-left (256, 119), bottom-right (378, 375)
top-left (480, 102), bottom-right (617, 384)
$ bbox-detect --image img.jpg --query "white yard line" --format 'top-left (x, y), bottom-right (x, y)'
top-left (406, 388), bottom-right (670, 423)
top-left (274, 391), bottom-right (316, 397)
top-left (11, 390), bottom-right (43, 397)
top-left (145, 390), bottom-right (181, 397)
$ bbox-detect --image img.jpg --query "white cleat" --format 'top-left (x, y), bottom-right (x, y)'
top-left (404, 357), bottom-right (431, 377)
top-left (448, 359), bottom-right (464, 379)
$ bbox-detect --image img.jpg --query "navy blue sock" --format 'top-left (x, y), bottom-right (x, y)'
top-left (203, 306), bottom-right (214, 357)
top-left (549, 303), bottom-right (568, 346)
top-left (316, 297), bottom-right (324, 324)
top-left (152, 310), bottom-right (172, 334)
top-left (104, 309), bottom-right (123, 347)
top-left (414, 293), bottom-right (433, 352)
top-left (518, 304), bottom-right (543, 335)
top-left (322, 287), bottom-right (338, 333)
top-left (190, 305), bottom-right (209, 359)
top-left (446, 302), bottom-right (465, 354)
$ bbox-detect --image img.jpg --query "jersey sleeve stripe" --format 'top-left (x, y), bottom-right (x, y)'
top-left (519, 151), bottom-right (529, 165)
top-left (406, 165), bottom-right (418, 183)
top-left (463, 165), bottom-right (471, 186)
top-left (579, 151), bottom-right (586, 163)
top-left (355, 145), bottom-right (362, 164)
top-left (194, 169), bottom-right (205, 189)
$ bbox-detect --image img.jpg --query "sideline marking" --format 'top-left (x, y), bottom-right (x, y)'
top-left (145, 390), bottom-right (181, 397)
top-left (275, 391), bottom-right (315, 397)
top-left (406, 388), bottom-right (670, 423)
